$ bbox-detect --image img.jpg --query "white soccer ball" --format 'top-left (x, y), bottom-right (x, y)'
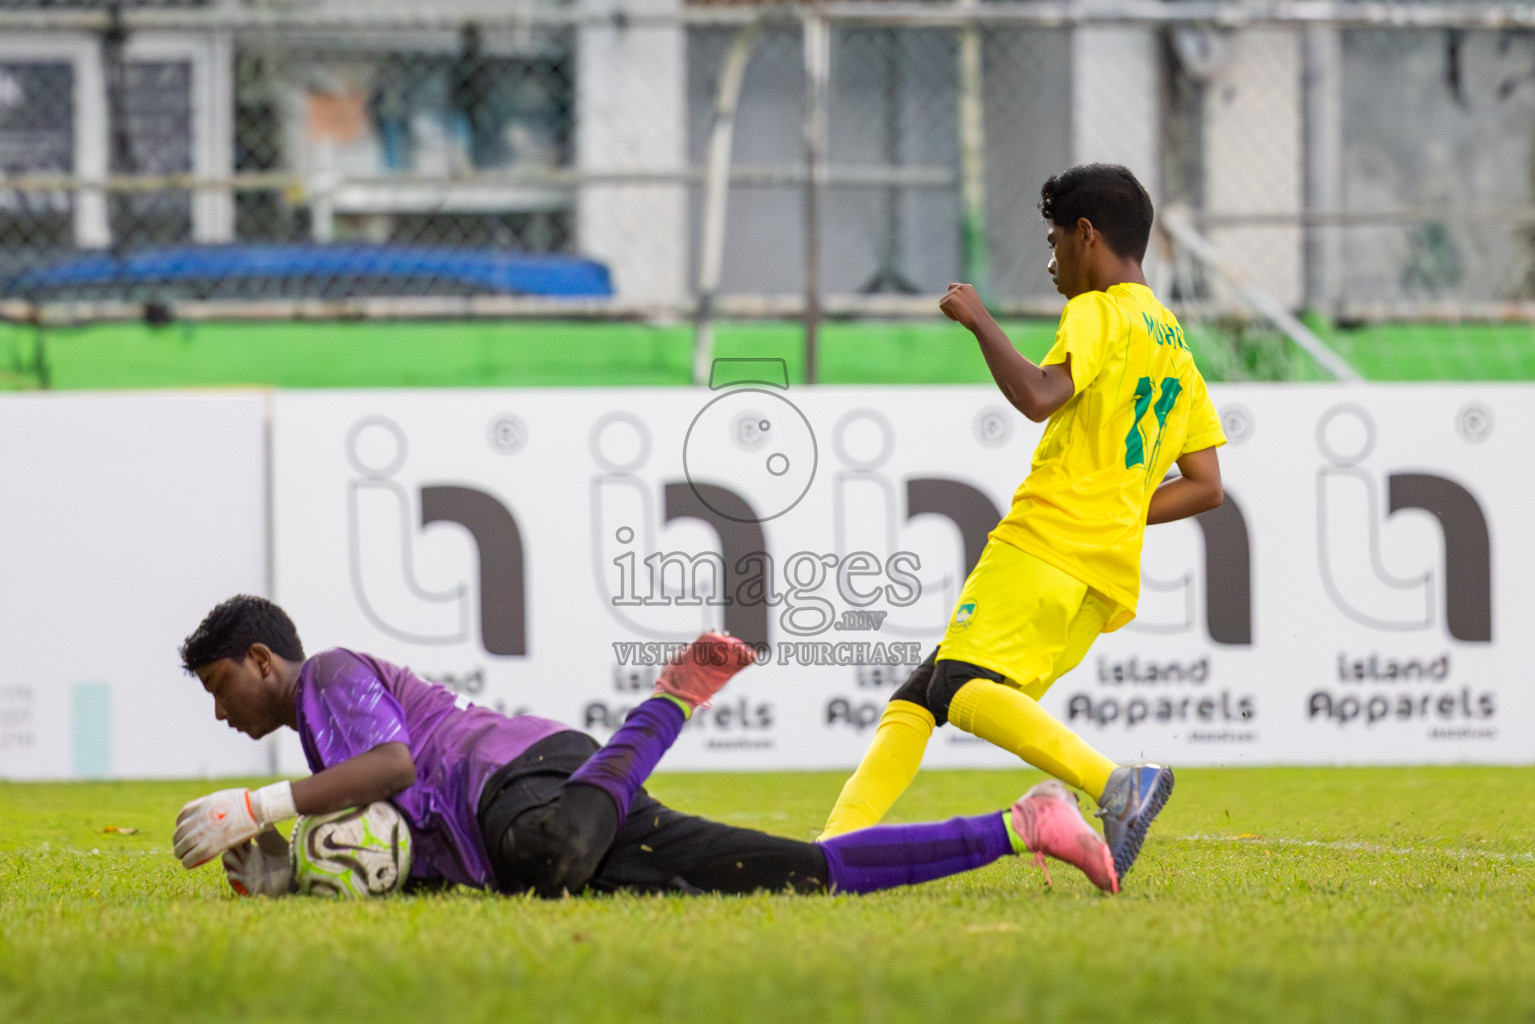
top-left (289, 801), bottom-right (412, 898)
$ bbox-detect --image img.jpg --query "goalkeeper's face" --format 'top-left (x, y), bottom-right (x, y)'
top-left (195, 651), bottom-right (287, 739)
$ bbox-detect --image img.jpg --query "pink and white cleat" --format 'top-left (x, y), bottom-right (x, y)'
top-left (653, 632), bottom-right (758, 711)
top-left (1010, 779), bottom-right (1120, 894)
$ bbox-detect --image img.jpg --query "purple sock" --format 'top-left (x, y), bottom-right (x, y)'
top-left (565, 696), bottom-right (686, 831)
top-left (817, 813), bottom-right (1013, 894)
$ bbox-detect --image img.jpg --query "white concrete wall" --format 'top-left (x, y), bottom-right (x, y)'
top-left (577, 0), bottom-right (689, 306)
top-left (1070, 18), bottom-right (1163, 285)
top-left (1071, 23), bottom-right (1162, 201)
top-left (1204, 29), bottom-right (1304, 310)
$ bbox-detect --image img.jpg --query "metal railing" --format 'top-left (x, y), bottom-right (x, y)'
top-left (2, 1), bottom-right (1534, 382)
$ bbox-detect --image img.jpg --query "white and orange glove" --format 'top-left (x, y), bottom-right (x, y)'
top-left (222, 825), bottom-right (294, 897)
top-left (173, 782), bottom-right (296, 869)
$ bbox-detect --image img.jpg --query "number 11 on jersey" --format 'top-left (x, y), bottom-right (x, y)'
top-left (1124, 376), bottom-right (1182, 470)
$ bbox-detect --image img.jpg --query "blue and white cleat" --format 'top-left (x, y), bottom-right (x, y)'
top-left (1095, 764), bottom-right (1175, 880)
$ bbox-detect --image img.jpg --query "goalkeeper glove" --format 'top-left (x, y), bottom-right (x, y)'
top-left (222, 825), bottom-right (294, 897)
top-left (174, 782), bottom-right (297, 869)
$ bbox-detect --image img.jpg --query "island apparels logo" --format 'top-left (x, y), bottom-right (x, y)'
top-left (344, 415), bottom-right (527, 656)
top-left (1309, 402), bottom-right (1495, 735)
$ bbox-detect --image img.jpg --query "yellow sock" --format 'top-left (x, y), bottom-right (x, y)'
top-left (948, 679), bottom-right (1117, 800)
top-left (820, 700), bottom-right (935, 838)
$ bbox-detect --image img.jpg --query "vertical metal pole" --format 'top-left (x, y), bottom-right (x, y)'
top-left (194, 28), bottom-right (236, 243)
top-left (1303, 24), bottom-right (1343, 319)
top-left (957, 0), bottom-right (989, 291)
top-left (311, 142), bottom-right (337, 243)
top-left (803, 9), bottom-right (830, 385)
top-left (693, 25), bottom-right (758, 386)
top-left (75, 35), bottom-right (110, 249)
top-left (102, 2), bottom-right (133, 259)
top-left (861, 27), bottom-right (918, 295)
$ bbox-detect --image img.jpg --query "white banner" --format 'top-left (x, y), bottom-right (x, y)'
top-left (0, 391), bottom-right (270, 780)
top-left (271, 383), bottom-right (1535, 771)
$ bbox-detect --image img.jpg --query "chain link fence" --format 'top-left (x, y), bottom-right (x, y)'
top-left (1, 2), bottom-right (1535, 379)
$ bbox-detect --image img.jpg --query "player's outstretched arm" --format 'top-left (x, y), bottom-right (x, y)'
top-left (1146, 447), bottom-right (1223, 525)
top-left (173, 742), bottom-right (414, 869)
top-left (940, 283), bottom-right (1074, 422)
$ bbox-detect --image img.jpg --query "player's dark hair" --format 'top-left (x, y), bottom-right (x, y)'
top-left (1038, 163), bottom-right (1154, 262)
top-left (180, 595), bottom-right (304, 672)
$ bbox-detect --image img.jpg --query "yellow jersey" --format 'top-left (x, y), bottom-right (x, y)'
top-left (989, 282), bottom-right (1226, 631)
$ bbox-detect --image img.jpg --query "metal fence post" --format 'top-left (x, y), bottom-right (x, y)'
top-left (802, 6), bottom-right (830, 385)
top-left (956, 0), bottom-right (989, 294)
top-left (693, 24), bottom-right (758, 386)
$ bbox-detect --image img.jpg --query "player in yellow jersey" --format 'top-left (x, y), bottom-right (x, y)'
top-left (822, 164), bottom-right (1227, 889)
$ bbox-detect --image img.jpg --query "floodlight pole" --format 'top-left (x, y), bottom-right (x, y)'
top-left (803, 6), bottom-right (830, 384)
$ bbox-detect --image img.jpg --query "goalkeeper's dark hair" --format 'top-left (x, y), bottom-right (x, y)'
top-left (1038, 163), bottom-right (1154, 262)
top-left (180, 595), bottom-right (304, 672)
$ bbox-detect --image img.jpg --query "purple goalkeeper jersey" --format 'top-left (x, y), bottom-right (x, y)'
top-left (293, 648), bottom-right (570, 888)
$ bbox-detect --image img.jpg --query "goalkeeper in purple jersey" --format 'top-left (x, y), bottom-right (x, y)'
top-left (173, 595), bottom-right (1119, 898)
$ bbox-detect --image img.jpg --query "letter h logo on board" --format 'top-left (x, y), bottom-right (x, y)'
top-left (345, 416), bottom-right (528, 656)
top-left (1314, 404), bottom-right (1491, 642)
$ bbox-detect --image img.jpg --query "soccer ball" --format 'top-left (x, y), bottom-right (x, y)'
top-left (289, 801), bottom-right (412, 898)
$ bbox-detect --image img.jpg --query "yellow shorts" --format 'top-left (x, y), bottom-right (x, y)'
top-left (938, 540), bottom-right (1115, 700)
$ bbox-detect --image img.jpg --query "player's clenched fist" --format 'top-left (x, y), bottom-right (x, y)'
top-left (938, 283), bottom-right (993, 333)
top-left (173, 781), bottom-right (297, 869)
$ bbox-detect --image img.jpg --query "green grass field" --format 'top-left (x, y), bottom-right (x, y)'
top-left (2, 766), bottom-right (1533, 1024)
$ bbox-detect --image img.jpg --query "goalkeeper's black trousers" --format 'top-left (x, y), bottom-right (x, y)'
top-left (477, 730), bottom-right (828, 897)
